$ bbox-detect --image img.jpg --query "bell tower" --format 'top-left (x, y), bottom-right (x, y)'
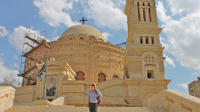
top-left (124, 0), bottom-right (165, 80)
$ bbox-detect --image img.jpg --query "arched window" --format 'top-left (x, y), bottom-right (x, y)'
top-left (112, 75), bottom-right (119, 79)
top-left (144, 55), bottom-right (155, 66)
top-left (98, 73), bottom-right (106, 83)
top-left (76, 71), bottom-right (85, 80)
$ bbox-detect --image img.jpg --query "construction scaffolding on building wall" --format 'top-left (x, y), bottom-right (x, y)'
top-left (18, 28), bottom-right (48, 80)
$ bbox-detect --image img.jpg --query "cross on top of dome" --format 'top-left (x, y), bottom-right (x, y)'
top-left (80, 16), bottom-right (87, 24)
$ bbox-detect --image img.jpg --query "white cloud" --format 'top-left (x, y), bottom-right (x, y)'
top-left (163, 14), bottom-right (200, 70)
top-left (33, 0), bottom-right (79, 27)
top-left (8, 26), bottom-right (45, 51)
top-left (33, 0), bottom-right (126, 30)
top-left (157, 1), bottom-right (200, 70)
top-left (84, 0), bottom-right (127, 30)
top-left (165, 55), bottom-right (176, 67)
top-left (193, 72), bottom-right (200, 76)
top-left (0, 59), bottom-right (22, 87)
top-left (167, 0), bottom-right (200, 15)
top-left (156, 1), bottom-right (171, 23)
top-left (0, 26), bottom-right (9, 37)
top-left (8, 26), bottom-right (26, 51)
top-left (102, 32), bottom-right (111, 41)
top-left (177, 83), bottom-right (188, 90)
top-left (47, 36), bottom-right (59, 42)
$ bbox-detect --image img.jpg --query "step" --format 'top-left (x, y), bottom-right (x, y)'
top-left (6, 106), bottom-right (154, 112)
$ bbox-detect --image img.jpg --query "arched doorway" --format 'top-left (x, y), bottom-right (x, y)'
top-left (98, 73), bottom-right (106, 83)
top-left (76, 71), bottom-right (85, 80)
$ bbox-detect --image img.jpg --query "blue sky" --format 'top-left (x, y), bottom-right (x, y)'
top-left (0, 0), bottom-right (200, 93)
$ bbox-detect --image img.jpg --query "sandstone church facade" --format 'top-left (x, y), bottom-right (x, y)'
top-left (16, 0), bottom-right (170, 106)
top-left (11, 0), bottom-right (200, 111)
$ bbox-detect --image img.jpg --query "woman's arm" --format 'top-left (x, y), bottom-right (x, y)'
top-left (97, 90), bottom-right (103, 100)
top-left (88, 91), bottom-right (90, 107)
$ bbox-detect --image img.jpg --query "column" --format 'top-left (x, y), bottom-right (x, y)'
top-left (145, 3), bottom-right (150, 22)
top-left (140, 8), bottom-right (144, 22)
top-left (143, 36), bottom-right (146, 44)
top-left (149, 4), bottom-right (152, 22)
top-left (139, 3), bottom-right (144, 22)
top-left (151, 4), bottom-right (157, 23)
top-left (149, 36), bottom-right (152, 44)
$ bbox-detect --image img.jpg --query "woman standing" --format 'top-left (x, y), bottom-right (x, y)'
top-left (88, 83), bottom-right (103, 112)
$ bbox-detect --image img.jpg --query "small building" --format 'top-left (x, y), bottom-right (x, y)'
top-left (188, 77), bottom-right (200, 98)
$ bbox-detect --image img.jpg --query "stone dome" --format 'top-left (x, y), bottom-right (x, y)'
top-left (60, 25), bottom-right (104, 41)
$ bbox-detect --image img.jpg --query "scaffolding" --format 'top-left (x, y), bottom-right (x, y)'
top-left (18, 28), bottom-right (48, 84)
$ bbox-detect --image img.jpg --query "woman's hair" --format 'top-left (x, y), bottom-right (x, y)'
top-left (91, 82), bottom-right (96, 87)
top-left (91, 82), bottom-right (98, 94)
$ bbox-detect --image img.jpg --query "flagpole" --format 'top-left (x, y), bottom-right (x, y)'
top-left (42, 58), bottom-right (48, 99)
top-left (43, 72), bottom-right (47, 99)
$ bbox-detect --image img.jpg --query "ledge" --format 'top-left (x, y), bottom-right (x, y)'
top-left (124, 79), bottom-right (171, 86)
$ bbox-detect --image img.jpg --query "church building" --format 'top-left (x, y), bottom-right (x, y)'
top-left (15, 0), bottom-right (171, 107)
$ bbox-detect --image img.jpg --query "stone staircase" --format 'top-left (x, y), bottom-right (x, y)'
top-left (6, 106), bottom-right (154, 112)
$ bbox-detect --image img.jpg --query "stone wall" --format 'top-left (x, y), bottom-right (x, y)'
top-left (62, 81), bottom-right (87, 105)
top-left (146, 90), bottom-right (200, 112)
top-left (14, 79), bottom-right (169, 107)
top-left (14, 86), bottom-right (35, 104)
top-left (0, 86), bottom-right (15, 112)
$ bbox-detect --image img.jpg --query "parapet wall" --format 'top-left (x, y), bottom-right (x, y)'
top-left (146, 90), bottom-right (200, 112)
top-left (0, 86), bottom-right (15, 112)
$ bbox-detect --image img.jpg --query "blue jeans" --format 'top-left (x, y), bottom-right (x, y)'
top-left (89, 102), bottom-right (98, 112)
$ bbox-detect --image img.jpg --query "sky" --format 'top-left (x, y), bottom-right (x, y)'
top-left (0, 0), bottom-right (199, 93)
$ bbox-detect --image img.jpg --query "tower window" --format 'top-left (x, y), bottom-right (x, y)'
top-left (140, 37), bottom-right (143, 44)
top-left (148, 3), bottom-right (152, 22)
top-left (147, 73), bottom-right (152, 79)
top-left (142, 3), bottom-right (146, 21)
top-left (143, 8), bottom-right (146, 21)
top-left (137, 2), bottom-right (141, 21)
top-left (146, 37), bottom-right (149, 44)
top-left (144, 55), bottom-right (155, 66)
top-left (147, 70), bottom-right (154, 79)
top-left (151, 36), bottom-right (155, 44)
